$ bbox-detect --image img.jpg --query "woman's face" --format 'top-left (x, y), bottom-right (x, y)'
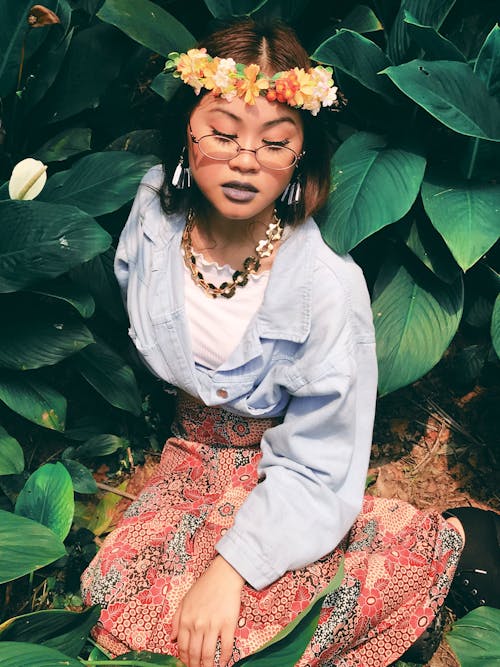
top-left (187, 93), bottom-right (304, 224)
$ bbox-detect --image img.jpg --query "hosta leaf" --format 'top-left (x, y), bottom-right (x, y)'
top-left (40, 152), bottom-right (158, 217)
top-left (446, 606), bottom-right (500, 666)
top-left (421, 174), bottom-right (500, 271)
top-left (311, 30), bottom-right (396, 100)
top-left (400, 219), bottom-right (461, 284)
top-left (61, 459), bottom-right (98, 494)
top-left (0, 607), bottom-right (100, 658)
top-left (339, 5), bottom-right (383, 33)
top-left (0, 0), bottom-right (65, 97)
top-left (236, 560), bottom-right (345, 665)
top-left (403, 12), bottom-right (466, 62)
top-left (86, 481), bottom-right (129, 536)
top-left (0, 200), bottom-right (111, 293)
top-left (381, 60), bottom-right (500, 141)
top-left (97, 0), bottom-right (195, 56)
top-left (372, 258), bottom-right (464, 396)
top-left (75, 434), bottom-right (129, 459)
top-left (492, 294), bottom-right (500, 359)
top-left (387, 0), bottom-right (456, 64)
top-left (114, 651), bottom-right (184, 664)
top-left (71, 340), bottom-right (142, 415)
top-left (474, 24), bottom-right (500, 99)
top-left (0, 374), bottom-right (66, 431)
top-left (37, 22), bottom-right (128, 125)
top-left (15, 462), bottom-right (74, 541)
top-left (150, 70), bottom-right (182, 103)
top-left (31, 278), bottom-right (95, 318)
top-left (0, 510), bottom-right (66, 584)
top-left (69, 248), bottom-right (126, 323)
top-left (34, 128), bottom-right (92, 163)
top-left (320, 132), bottom-right (426, 254)
top-left (0, 426), bottom-right (24, 475)
top-left (204, 0), bottom-right (268, 17)
top-left (0, 642), bottom-right (81, 666)
top-left (0, 314), bottom-right (93, 370)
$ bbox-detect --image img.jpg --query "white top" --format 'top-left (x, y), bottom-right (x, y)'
top-left (184, 250), bottom-right (269, 369)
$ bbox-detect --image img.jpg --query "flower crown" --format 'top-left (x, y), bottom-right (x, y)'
top-left (165, 48), bottom-right (339, 116)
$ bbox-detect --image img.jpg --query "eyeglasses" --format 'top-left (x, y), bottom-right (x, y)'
top-left (189, 130), bottom-right (304, 171)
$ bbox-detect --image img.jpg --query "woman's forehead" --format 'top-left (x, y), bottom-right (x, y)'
top-left (191, 94), bottom-right (303, 129)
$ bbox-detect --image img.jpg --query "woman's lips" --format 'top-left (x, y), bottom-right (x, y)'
top-left (221, 182), bottom-right (258, 202)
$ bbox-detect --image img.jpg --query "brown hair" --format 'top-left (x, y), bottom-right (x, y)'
top-left (158, 18), bottom-right (334, 226)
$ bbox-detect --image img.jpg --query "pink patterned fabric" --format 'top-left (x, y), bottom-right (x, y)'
top-left (81, 393), bottom-right (462, 665)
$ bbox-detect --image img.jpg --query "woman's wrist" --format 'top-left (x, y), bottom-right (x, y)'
top-left (211, 554), bottom-right (246, 588)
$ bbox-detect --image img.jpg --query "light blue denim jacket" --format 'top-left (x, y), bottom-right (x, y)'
top-left (115, 166), bottom-right (378, 590)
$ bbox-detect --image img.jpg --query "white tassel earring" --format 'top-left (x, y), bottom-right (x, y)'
top-left (280, 174), bottom-right (302, 205)
top-left (171, 147), bottom-right (191, 189)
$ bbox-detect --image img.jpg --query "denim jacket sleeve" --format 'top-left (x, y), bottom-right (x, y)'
top-left (216, 256), bottom-right (378, 590)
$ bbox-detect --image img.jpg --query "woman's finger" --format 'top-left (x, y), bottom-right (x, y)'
top-left (186, 627), bottom-right (204, 667)
top-left (219, 623), bottom-right (235, 667)
top-left (176, 627), bottom-right (191, 666)
top-left (201, 627), bottom-right (219, 667)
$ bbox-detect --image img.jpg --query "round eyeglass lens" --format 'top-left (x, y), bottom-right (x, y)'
top-left (197, 135), bottom-right (298, 170)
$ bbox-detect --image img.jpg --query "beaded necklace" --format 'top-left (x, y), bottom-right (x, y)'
top-left (181, 209), bottom-right (283, 299)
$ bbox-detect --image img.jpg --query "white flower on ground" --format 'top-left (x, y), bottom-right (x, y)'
top-left (8, 157), bottom-right (48, 200)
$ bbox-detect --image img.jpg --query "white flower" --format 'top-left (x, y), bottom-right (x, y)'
top-left (8, 157), bottom-right (48, 200)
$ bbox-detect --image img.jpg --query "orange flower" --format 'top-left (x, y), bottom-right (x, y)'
top-left (237, 64), bottom-right (269, 105)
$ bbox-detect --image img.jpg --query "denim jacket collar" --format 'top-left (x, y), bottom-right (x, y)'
top-left (146, 209), bottom-right (315, 347)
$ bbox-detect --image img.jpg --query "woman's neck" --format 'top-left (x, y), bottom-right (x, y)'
top-left (190, 209), bottom-right (279, 270)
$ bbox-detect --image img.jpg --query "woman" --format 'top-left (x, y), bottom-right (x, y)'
top-left (81, 17), bottom-right (499, 667)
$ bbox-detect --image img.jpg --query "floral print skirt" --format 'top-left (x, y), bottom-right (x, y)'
top-left (81, 393), bottom-right (463, 666)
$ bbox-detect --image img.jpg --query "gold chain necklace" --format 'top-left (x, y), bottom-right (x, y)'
top-left (181, 209), bottom-right (283, 298)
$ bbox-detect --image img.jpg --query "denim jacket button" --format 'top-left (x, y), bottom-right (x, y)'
top-left (216, 388), bottom-right (228, 398)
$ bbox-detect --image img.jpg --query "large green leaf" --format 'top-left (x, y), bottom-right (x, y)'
top-left (236, 560), bottom-right (345, 665)
top-left (372, 258), bottom-right (464, 396)
top-left (387, 0), bottom-right (456, 64)
top-left (381, 60), bottom-right (500, 141)
top-left (446, 606), bottom-right (500, 666)
top-left (475, 24), bottom-right (500, 99)
top-left (40, 152), bottom-right (158, 217)
top-left (108, 651), bottom-right (184, 665)
top-left (462, 25), bottom-right (500, 179)
top-left (0, 426), bottom-right (24, 475)
top-left (320, 132), bottom-right (426, 254)
top-left (21, 24), bottom-right (74, 112)
top-left (403, 11), bottom-right (466, 62)
top-left (0, 200), bottom-right (111, 293)
top-left (71, 340), bottom-right (142, 415)
top-left (61, 459), bottom-right (98, 494)
top-left (311, 29), bottom-right (395, 101)
top-left (34, 128), bottom-right (92, 163)
top-left (492, 294), bottom-right (500, 359)
top-left (339, 5), bottom-right (383, 33)
top-left (0, 510), bottom-right (66, 584)
top-left (204, 0), bottom-right (268, 18)
top-left (0, 375), bottom-right (66, 431)
top-left (0, 607), bottom-right (100, 658)
top-left (37, 22), bottom-right (128, 125)
top-left (97, 0), bottom-right (195, 57)
top-left (421, 174), bottom-right (500, 271)
top-left (150, 70), bottom-right (182, 103)
top-left (15, 462), bottom-right (74, 541)
top-left (0, 0), bottom-right (61, 97)
top-left (31, 278), bottom-right (95, 318)
top-left (0, 642), bottom-right (81, 666)
top-left (74, 434), bottom-right (129, 459)
top-left (69, 248), bottom-right (125, 323)
top-left (400, 219), bottom-right (461, 284)
top-left (0, 313), bottom-right (93, 370)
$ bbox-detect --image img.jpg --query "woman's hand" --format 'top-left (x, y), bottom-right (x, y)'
top-left (171, 555), bottom-right (245, 667)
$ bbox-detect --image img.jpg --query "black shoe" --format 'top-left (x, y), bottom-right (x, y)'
top-left (442, 506), bottom-right (500, 618)
top-left (399, 603), bottom-right (446, 664)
